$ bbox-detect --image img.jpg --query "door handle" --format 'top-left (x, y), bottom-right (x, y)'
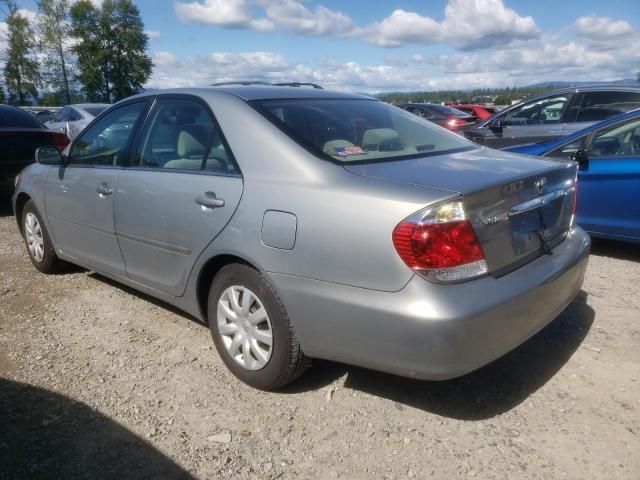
top-left (196, 191), bottom-right (225, 209)
top-left (96, 183), bottom-right (113, 196)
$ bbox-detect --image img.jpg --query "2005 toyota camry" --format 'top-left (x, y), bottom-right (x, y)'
top-left (12, 86), bottom-right (590, 390)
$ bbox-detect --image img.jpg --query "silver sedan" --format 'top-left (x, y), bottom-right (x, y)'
top-left (13, 86), bottom-right (590, 390)
top-left (45, 103), bottom-right (110, 139)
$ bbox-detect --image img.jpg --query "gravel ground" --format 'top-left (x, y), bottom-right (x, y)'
top-left (0, 197), bottom-right (639, 480)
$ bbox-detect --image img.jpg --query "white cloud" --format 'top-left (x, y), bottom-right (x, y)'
top-left (257, 0), bottom-right (355, 36)
top-left (173, 0), bottom-right (354, 36)
top-left (575, 15), bottom-right (633, 40)
top-left (362, 0), bottom-right (540, 49)
top-left (145, 30), bottom-right (161, 40)
top-left (174, 0), bottom-right (274, 31)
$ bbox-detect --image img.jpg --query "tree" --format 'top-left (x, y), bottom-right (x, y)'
top-left (37, 0), bottom-right (76, 104)
top-left (3, 1), bottom-right (40, 105)
top-left (0, 84), bottom-right (5, 104)
top-left (70, 0), bottom-right (152, 102)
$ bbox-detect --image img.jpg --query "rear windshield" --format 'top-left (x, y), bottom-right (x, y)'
top-left (84, 105), bottom-right (109, 117)
top-left (0, 106), bottom-right (42, 129)
top-left (251, 99), bottom-right (475, 163)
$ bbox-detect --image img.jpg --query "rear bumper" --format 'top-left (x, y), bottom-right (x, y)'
top-left (269, 226), bottom-right (590, 380)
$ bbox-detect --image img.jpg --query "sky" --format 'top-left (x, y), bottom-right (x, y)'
top-left (4, 0), bottom-right (640, 92)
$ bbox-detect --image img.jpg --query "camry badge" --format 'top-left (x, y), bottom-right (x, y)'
top-left (534, 177), bottom-right (547, 195)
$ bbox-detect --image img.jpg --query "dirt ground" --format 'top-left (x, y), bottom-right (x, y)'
top-left (0, 196), bottom-right (638, 480)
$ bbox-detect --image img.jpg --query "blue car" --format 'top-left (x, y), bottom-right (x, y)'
top-left (503, 109), bottom-right (640, 243)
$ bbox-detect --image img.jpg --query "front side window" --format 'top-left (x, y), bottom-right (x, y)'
top-left (252, 99), bottom-right (475, 163)
top-left (69, 102), bottom-right (146, 166)
top-left (547, 137), bottom-right (587, 160)
top-left (503, 94), bottom-right (574, 126)
top-left (136, 99), bottom-right (238, 174)
top-left (588, 117), bottom-right (640, 158)
top-left (577, 91), bottom-right (640, 123)
top-left (68, 108), bottom-right (83, 121)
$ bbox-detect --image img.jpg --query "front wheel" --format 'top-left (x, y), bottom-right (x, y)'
top-left (22, 200), bottom-right (67, 274)
top-left (208, 264), bottom-right (310, 390)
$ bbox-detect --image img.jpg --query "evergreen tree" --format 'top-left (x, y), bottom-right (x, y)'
top-left (3, 1), bottom-right (40, 105)
top-left (70, 0), bottom-right (152, 102)
top-left (37, 0), bottom-right (76, 104)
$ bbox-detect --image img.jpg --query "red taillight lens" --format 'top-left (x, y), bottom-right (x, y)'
top-left (392, 200), bottom-right (488, 283)
top-left (50, 132), bottom-right (70, 151)
top-left (393, 220), bottom-right (485, 269)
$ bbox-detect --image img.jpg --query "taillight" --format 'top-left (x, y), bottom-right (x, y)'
top-left (50, 132), bottom-right (70, 151)
top-left (446, 118), bottom-right (465, 129)
top-left (392, 200), bottom-right (488, 283)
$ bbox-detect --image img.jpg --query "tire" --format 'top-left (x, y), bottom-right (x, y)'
top-left (208, 263), bottom-right (310, 390)
top-left (21, 200), bottom-right (67, 274)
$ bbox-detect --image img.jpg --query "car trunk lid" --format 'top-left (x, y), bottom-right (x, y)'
top-left (344, 147), bottom-right (577, 276)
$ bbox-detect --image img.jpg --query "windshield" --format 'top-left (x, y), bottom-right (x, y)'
top-left (251, 98), bottom-right (476, 163)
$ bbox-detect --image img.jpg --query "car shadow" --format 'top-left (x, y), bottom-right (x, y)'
top-left (0, 378), bottom-right (195, 479)
top-left (590, 237), bottom-right (640, 262)
top-left (285, 291), bottom-right (594, 420)
top-left (82, 270), bottom-right (594, 420)
top-left (87, 272), bottom-right (206, 327)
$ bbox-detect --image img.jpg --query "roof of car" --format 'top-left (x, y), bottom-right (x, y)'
top-left (133, 86), bottom-right (374, 102)
top-left (71, 103), bottom-right (111, 109)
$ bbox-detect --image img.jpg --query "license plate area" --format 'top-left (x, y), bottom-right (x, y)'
top-left (509, 194), bottom-right (568, 256)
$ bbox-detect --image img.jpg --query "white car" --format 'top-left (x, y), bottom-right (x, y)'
top-left (46, 103), bottom-right (110, 139)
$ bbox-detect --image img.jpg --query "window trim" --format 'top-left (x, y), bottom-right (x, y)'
top-left (129, 93), bottom-right (242, 178)
top-left (66, 99), bottom-right (152, 168)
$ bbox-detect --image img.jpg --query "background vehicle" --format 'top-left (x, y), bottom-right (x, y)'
top-left (449, 104), bottom-right (498, 121)
top-left (13, 86), bottom-right (589, 390)
top-left (463, 86), bottom-right (640, 148)
top-left (0, 105), bottom-right (70, 194)
top-left (46, 103), bottom-right (110, 140)
top-left (400, 103), bottom-right (476, 131)
top-left (503, 109), bottom-right (640, 243)
top-left (34, 110), bottom-right (56, 124)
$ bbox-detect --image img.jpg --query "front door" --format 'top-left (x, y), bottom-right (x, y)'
top-left (44, 101), bottom-right (148, 275)
top-left (114, 97), bottom-right (243, 296)
top-left (577, 117), bottom-right (640, 240)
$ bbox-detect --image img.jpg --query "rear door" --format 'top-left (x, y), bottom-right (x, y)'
top-left (573, 117), bottom-right (640, 239)
top-left (114, 96), bottom-right (243, 296)
top-left (44, 101), bottom-right (148, 275)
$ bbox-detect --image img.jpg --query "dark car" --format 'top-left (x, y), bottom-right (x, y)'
top-left (401, 103), bottom-right (476, 131)
top-left (0, 105), bottom-right (70, 193)
top-left (463, 86), bottom-right (640, 148)
top-left (450, 104), bottom-right (499, 121)
top-left (503, 109), bottom-right (640, 243)
top-left (34, 110), bottom-right (56, 124)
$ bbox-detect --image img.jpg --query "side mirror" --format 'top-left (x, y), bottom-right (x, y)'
top-left (36, 146), bottom-right (64, 166)
top-left (571, 148), bottom-right (589, 171)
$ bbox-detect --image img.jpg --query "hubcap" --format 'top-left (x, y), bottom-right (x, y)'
top-left (24, 213), bottom-right (45, 263)
top-left (217, 286), bottom-right (273, 371)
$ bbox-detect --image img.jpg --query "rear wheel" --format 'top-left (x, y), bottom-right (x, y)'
top-left (208, 264), bottom-right (309, 390)
top-left (22, 200), bottom-right (66, 274)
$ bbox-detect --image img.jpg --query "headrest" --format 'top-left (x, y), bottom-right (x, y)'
top-left (177, 129), bottom-right (205, 158)
top-left (362, 128), bottom-right (399, 147)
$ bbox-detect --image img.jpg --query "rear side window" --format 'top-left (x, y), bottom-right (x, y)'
top-left (69, 102), bottom-right (146, 166)
top-left (84, 106), bottom-right (109, 117)
top-left (136, 99), bottom-right (238, 175)
top-left (0, 106), bottom-right (42, 128)
top-left (577, 91), bottom-right (640, 123)
top-left (53, 107), bottom-right (71, 123)
top-left (252, 98), bottom-right (474, 164)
